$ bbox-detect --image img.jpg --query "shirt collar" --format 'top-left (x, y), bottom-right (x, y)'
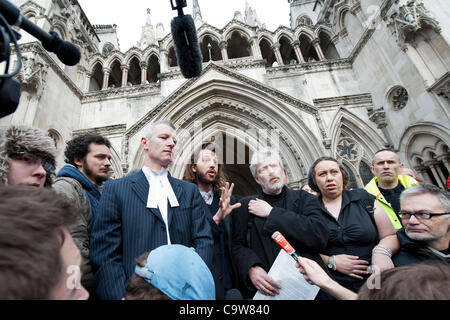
top-left (199, 188), bottom-right (213, 197)
top-left (142, 166), bottom-right (168, 180)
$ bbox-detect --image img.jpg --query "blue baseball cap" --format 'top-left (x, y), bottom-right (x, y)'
top-left (134, 244), bottom-right (215, 300)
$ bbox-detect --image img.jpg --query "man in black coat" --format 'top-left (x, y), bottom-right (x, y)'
top-left (231, 148), bottom-right (330, 299)
top-left (393, 183), bottom-right (449, 266)
top-left (183, 143), bottom-right (242, 300)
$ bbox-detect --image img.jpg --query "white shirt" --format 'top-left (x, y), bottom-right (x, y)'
top-left (142, 166), bottom-right (179, 244)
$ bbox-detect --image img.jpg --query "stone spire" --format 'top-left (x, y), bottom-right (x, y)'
top-left (193, 0), bottom-right (203, 27)
top-left (146, 8), bottom-right (152, 26)
top-left (138, 8), bottom-right (156, 49)
top-left (244, 1), bottom-right (262, 27)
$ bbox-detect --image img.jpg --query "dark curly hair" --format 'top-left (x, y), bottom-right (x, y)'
top-left (64, 133), bottom-right (111, 167)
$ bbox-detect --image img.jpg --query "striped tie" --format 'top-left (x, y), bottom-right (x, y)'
top-left (203, 192), bottom-right (212, 205)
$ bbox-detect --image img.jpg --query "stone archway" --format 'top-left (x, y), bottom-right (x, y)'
top-left (125, 65), bottom-right (326, 189)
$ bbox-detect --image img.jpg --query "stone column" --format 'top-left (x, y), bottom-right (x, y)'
top-left (312, 38), bottom-right (326, 61)
top-left (220, 41), bottom-right (229, 62)
top-left (272, 43), bottom-right (284, 66)
top-left (429, 163), bottom-right (445, 188)
top-left (159, 48), bottom-right (169, 73)
top-left (442, 159), bottom-right (450, 174)
top-left (250, 36), bottom-right (262, 59)
top-left (140, 62), bottom-right (148, 84)
top-left (102, 68), bottom-right (110, 90)
top-left (432, 162), bottom-right (447, 186)
top-left (85, 71), bottom-right (92, 92)
top-left (292, 40), bottom-right (305, 63)
top-left (121, 65), bottom-right (129, 87)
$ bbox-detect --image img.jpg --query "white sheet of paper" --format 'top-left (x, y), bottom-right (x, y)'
top-left (253, 250), bottom-right (320, 300)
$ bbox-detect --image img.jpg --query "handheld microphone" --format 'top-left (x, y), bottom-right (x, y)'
top-left (272, 231), bottom-right (300, 263)
top-left (0, 0), bottom-right (81, 66)
top-left (170, 0), bottom-right (202, 78)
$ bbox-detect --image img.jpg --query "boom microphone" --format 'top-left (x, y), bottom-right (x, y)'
top-left (170, 0), bottom-right (202, 78)
top-left (0, 0), bottom-right (81, 66)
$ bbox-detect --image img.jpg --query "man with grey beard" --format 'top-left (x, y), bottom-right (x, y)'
top-left (231, 148), bottom-right (330, 299)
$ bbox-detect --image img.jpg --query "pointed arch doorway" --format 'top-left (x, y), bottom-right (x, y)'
top-left (214, 132), bottom-right (259, 199)
top-left (180, 131), bottom-right (260, 199)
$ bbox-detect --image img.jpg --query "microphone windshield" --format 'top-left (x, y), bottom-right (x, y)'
top-left (57, 41), bottom-right (81, 66)
top-left (171, 14), bottom-right (202, 78)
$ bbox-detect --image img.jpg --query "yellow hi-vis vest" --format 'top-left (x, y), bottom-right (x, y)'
top-left (365, 174), bottom-right (419, 230)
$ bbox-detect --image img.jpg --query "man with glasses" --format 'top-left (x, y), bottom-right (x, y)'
top-left (0, 126), bottom-right (57, 188)
top-left (392, 183), bottom-right (450, 266)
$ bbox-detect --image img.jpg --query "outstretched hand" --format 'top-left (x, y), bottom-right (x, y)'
top-left (213, 182), bottom-right (241, 224)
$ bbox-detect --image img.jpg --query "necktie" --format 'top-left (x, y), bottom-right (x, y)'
top-left (203, 192), bottom-right (212, 205)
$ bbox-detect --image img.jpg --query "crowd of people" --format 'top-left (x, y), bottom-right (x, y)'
top-left (0, 121), bottom-right (449, 300)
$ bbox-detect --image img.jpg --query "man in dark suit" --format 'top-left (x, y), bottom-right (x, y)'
top-left (183, 142), bottom-right (241, 300)
top-left (231, 148), bottom-right (329, 299)
top-left (90, 120), bottom-right (213, 300)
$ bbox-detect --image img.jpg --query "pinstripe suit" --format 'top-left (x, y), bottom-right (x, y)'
top-left (90, 170), bottom-right (214, 300)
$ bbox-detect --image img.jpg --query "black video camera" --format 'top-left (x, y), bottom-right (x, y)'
top-left (0, 0), bottom-right (81, 119)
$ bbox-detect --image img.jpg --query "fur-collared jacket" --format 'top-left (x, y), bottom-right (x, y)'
top-left (0, 125), bottom-right (57, 187)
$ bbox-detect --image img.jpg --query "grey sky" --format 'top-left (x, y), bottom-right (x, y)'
top-left (77, 0), bottom-right (291, 52)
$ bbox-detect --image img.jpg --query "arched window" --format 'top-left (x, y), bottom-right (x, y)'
top-left (318, 32), bottom-right (339, 59)
top-left (359, 161), bottom-right (374, 185)
top-left (200, 35), bottom-right (221, 62)
top-left (107, 60), bottom-right (122, 89)
top-left (343, 163), bottom-right (358, 189)
top-left (227, 31), bottom-right (251, 59)
top-left (259, 38), bottom-right (276, 67)
top-left (147, 54), bottom-right (160, 83)
top-left (168, 46), bottom-right (178, 67)
top-left (89, 63), bottom-right (103, 92)
top-left (128, 57), bottom-right (141, 86)
top-left (279, 36), bottom-right (298, 65)
top-left (297, 15), bottom-right (313, 27)
top-left (299, 34), bottom-right (319, 62)
top-left (102, 43), bottom-right (115, 56)
top-left (406, 132), bottom-right (449, 188)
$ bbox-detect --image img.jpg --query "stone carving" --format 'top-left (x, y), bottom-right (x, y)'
top-left (387, 0), bottom-right (440, 44)
top-left (17, 55), bottom-right (49, 99)
top-left (337, 138), bottom-right (360, 161)
top-left (368, 106), bottom-right (387, 129)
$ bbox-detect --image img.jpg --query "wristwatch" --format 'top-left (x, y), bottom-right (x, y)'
top-left (327, 255), bottom-right (337, 270)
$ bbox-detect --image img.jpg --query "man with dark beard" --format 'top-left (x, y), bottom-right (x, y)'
top-left (231, 148), bottom-right (330, 299)
top-left (53, 133), bottom-right (112, 298)
top-left (183, 143), bottom-right (242, 299)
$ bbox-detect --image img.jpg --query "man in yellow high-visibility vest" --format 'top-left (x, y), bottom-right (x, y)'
top-left (365, 149), bottom-right (418, 229)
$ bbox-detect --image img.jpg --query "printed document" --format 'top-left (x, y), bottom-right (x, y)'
top-left (253, 250), bottom-right (320, 300)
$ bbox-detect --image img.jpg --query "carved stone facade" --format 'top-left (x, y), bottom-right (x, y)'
top-left (2, 0), bottom-right (449, 196)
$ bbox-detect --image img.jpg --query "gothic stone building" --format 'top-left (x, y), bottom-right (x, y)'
top-left (2, 0), bottom-right (449, 197)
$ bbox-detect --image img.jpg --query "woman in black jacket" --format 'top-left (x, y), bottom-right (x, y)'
top-left (307, 157), bottom-right (399, 293)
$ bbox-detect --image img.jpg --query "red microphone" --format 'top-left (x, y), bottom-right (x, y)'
top-left (272, 231), bottom-right (300, 262)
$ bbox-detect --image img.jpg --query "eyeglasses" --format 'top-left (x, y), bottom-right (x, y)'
top-left (9, 152), bottom-right (55, 174)
top-left (400, 211), bottom-right (450, 220)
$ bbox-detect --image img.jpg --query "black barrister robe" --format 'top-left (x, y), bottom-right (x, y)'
top-left (231, 186), bottom-right (330, 298)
